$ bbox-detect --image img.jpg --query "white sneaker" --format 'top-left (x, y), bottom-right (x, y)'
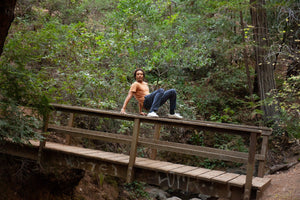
top-left (147, 111), bottom-right (159, 117)
top-left (168, 113), bottom-right (183, 119)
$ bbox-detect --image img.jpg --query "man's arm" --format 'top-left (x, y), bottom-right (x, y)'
top-left (120, 90), bottom-right (134, 114)
top-left (138, 103), bottom-right (146, 116)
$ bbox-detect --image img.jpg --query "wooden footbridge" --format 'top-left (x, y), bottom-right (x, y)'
top-left (1, 104), bottom-right (272, 200)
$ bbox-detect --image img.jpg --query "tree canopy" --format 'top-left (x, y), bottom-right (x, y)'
top-left (0, 0), bottom-right (299, 143)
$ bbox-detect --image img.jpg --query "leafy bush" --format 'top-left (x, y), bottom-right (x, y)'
top-left (271, 75), bottom-right (300, 138)
top-left (0, 64), bottom-right (49, 143)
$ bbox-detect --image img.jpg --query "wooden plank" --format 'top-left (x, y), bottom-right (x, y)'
top-left (150, 124), bottom-right (161, 160)
top-left (145, 161), bottom-right (172, 168)
top-left (50, 103), bottom-right (271, 134)
top-left (135, 157), bottom-right (150, 162)
top-left (29, 140), bottom-right (40, 146)
top-left (244, 132), bottom-right (257, 200)
top-left (184, 168), bottom-right (211, 177)
top-left (170, 166), bottom-right (198, 174)
top-left (135, 160), bottom-right (172, 171)
top-left (229, 175), bottom-right (271, 190)
top-left (258, 135), bottom-right (269, 177)
top-left (48, 125), bottom-right (132, 144)
top-left (45, 143), bottom-right (94, 153)
top-left (49, 125), bottom-right (266, 163)
top-left (66, 113), bottom-right (74, 145)
top-left (156, 163), bottom-right (186, 172)
top-left (138, 138), bottom-right (252, 163)
top-left (97, 152), bottom-right (124, 158)
top-left (229, 175), bottom-right (246, 188)
top-left (82, 150), bottom-right (109, 155)
top-left (198, 170), bottom-right (226, 181)
top-left (76, 149), bottom-right (129, 164)
top-left (45, 142), bottom-right (118, 157)
top-left (43, 141), bottom-right (131, 164)
top-left (110, 157), bottom-right (129, 164)
top-left (134, 159), bottom-right (159, 166)
top-left (127, 118), bottom-right (140, 183)
top-left (211, 172), bottom-right (240, 184)
top-left (252, 177), bottom-right (271, 190)
top-left (107, 156), bottom-right (129, 163)
top-left (38, 113), bottom-right (49, 165)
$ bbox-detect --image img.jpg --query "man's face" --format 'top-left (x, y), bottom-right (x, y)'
top-left (135, 70), bottom-right (144, 82)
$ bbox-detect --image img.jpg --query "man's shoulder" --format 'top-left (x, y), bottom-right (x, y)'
top-left (131, 81), bottom-right (148, 86)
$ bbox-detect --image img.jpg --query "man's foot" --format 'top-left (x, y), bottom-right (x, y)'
top-left (147, 111), bottom-right (159, 117)
top-left (168, 113), bottom-right (183, 119)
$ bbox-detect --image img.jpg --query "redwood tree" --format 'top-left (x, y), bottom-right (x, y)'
top-left (0, 0), bottom-right (17, 56)
top-left (250, 0), bottom-right (277, 122)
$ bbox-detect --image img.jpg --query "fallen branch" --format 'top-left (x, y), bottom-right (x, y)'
top-left (269, 161), bottom-right (299, 174)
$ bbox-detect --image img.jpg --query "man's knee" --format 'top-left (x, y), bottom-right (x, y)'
top-left (170, 89), bottom-right (176, 95)
top-left (157, 88), bottom-right (165, 93)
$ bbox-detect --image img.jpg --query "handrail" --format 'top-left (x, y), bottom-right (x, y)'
top-left (50, 103), bottom-right (272, 135)
top-left (42, 103), bottom-right (272, 200)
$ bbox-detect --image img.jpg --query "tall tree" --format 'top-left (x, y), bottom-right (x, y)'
top-left (250, 0), bottom-right (277, 122)
top-left (0, 0), bottom-right (17, 56)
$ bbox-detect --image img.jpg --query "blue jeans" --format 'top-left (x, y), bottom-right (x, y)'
top-left (143, 88), bottom-right (177, 114)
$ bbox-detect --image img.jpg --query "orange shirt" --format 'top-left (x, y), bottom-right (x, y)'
top-left (130, 81), bottom-right (150, 105)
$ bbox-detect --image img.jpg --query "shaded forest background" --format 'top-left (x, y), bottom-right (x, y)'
top-left (0, 1), bottom-right (299, 199)
top-left (0, 0), bottom-right (299, 157)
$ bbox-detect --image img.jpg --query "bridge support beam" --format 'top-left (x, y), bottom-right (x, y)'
top-left (126, 118), bottom-right (140, 183)
top-left (244, 132), bottom-right (257, 200)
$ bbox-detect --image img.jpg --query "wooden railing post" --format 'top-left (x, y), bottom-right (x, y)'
top-left (257, 134), bottom-right (268, 177)
top-left (150, 124), bottom-right (161, 160)
top-left (65, 113), bottom-right (75, 145)
top-left (243, 132), bottom-right (257, 200)
top-left (126, 118), bottom-right (140, 183)
top-left (37, 113), bottom-right (49, 166)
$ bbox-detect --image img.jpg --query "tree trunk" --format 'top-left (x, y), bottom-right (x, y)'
top-left (240, 10), bottom-right (253, 101)
top-left (250, 0), bottom-right (277, 121)
top-left (0, 0), bottom-right (17, 56)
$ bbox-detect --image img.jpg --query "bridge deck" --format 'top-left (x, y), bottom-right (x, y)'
top-left (29, 140), bottom-right (271, 191)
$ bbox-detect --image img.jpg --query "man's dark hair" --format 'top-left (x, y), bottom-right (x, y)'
top-left (134, 68), bottom-right (145, 79)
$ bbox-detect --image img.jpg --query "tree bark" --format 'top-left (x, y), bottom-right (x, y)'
top-left (240, 10), bottom-right (253, 101)
top-left (250, 0), bottom-right (277, 121)
top-left (0, 0), bottom-right (17, 56)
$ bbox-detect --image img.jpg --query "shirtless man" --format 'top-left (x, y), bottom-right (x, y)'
top-left (120, 68), bottom-right (182, 119)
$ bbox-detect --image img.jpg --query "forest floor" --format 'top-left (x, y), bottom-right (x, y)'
top-left (259, 140), bottom-right (300, 200)
top-left (261, 162), bottom-right (300, 200)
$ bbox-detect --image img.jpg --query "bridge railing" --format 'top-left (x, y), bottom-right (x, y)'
top-left (40, 103), bottom-right (272, 200)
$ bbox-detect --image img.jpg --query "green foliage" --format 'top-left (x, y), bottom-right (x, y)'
top-left (188, 131), bottom-right (204, 146)
top-left (1, 0), bottom-right (299, 154)
top-left (124, 181), bottom-right (149, 199)
top-left (0, 64), bottom-right (48, 143)
top-left (270, 75), bottom-right (300, 138)
top-left (97, 173), bottom-right (105, 188)
top-left (200, 159), bottom-right (226, 170)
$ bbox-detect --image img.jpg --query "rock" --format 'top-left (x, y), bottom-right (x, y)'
top-left (166, 197), bottom-right (182, 200)
top-left (145, 186), bottom-right (169, 200)
top-left (198, 194), bottom-right (210, 200)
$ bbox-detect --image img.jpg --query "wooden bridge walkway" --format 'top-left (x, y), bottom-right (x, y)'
top-left (0, 103), bottom-right (273, 200)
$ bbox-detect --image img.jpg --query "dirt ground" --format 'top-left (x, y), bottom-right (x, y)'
top-left (261, 162), bottom-right (300, 200)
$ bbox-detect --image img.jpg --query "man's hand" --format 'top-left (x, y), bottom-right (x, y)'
top-left (120, 108), bottom-right (127, 114)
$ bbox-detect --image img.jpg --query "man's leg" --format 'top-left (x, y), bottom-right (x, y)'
top-left (144, 88), bottom-right (164, 112)
top-left (160, 89), bottom-right (177, 114)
